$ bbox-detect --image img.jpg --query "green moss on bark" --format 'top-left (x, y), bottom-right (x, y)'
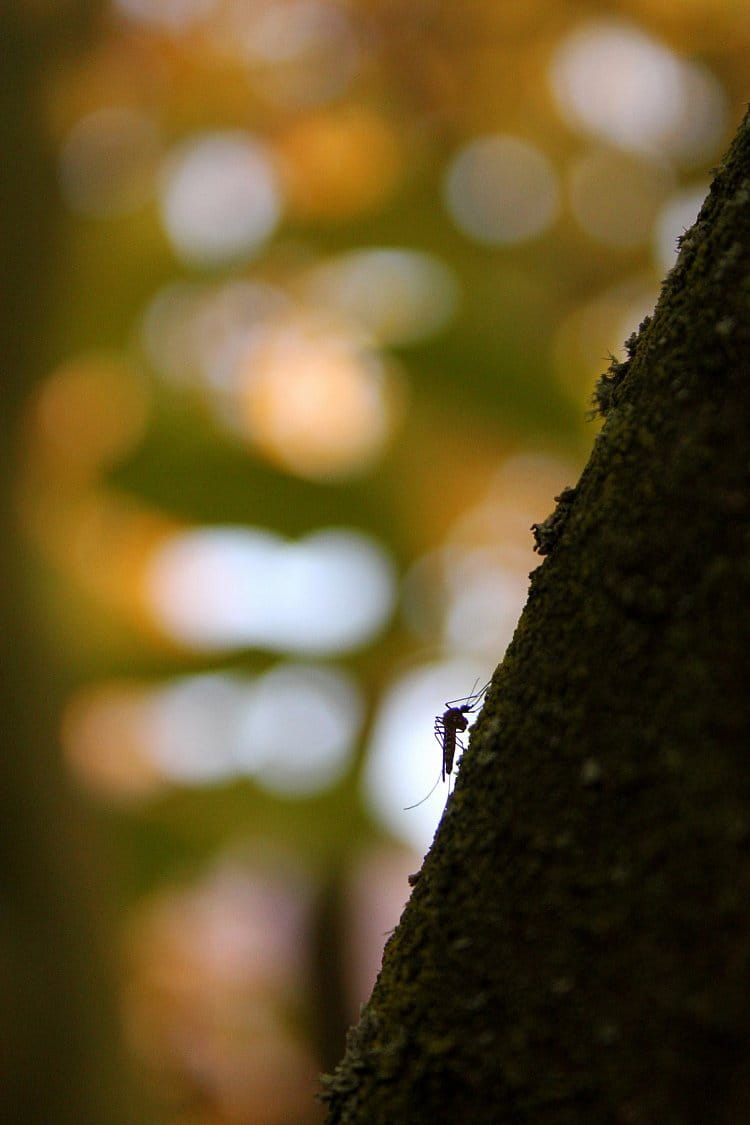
top-left (323, 109), bottom-right (750, 1124)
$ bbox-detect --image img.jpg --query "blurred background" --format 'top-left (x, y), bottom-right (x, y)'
top-left (7, 0), bottom-right (750, 1121)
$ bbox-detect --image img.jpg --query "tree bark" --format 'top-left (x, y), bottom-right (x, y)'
top-left (323, 108), bottom-right (750, 1124)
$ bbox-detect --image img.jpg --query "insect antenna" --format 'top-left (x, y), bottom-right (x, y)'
top-left (443, 677), bottom-right (480, 708)
top-left (443, 677), bottom-right (490, 709)
top-left (404, 767), bottom-right (443, 810)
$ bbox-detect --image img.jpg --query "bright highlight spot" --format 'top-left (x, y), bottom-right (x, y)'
top-left (235, 663), bottom-right (362, 795)
top-left (140, 674), bottom-right (251, 784)
top-left (363, 662), bottom-right (492, 852)
top-left (141, 279), bottom-right (291, 390)
top-left (143, 525), bottom-right (396, 655)
top-left (443, 135), bottom-right (560, 245)
top-left (550, 21), bottom-right (727, 163)
top-left (237, 314), bottom-right (400, 478)
top-left (63, 666), bottom-right (361, 798)
top-left (59, 107), bottom-right (160, 217)
top-left (301, 249), bottom-right (459, 346)
top-left (159, 132), bottom-right (281, 266)
top-left (142, 290), bottom-right (400, 477)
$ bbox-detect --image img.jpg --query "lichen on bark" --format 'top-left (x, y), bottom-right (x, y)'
top-left (322, 108), bottom-right (750, 1124)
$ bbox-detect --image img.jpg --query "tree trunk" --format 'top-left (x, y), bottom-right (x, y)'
top-left (1, 7), bottom-right (138, 1122)
top-left (323, 108), bottom-right (750, 1124)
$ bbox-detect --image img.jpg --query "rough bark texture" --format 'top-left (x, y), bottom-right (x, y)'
top-left (323, 108), bottom-right (750, 1124)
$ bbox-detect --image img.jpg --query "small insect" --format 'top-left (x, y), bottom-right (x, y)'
top-left (435, 680), bottom-right (490, 782)
top-left (404, 679), bottom-right (490, 810)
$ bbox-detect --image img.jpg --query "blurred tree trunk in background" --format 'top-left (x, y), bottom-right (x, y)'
top-left (323, 109), bottom-right (750, 1124)
top-left (0, 6), bottom-right (135, 1122)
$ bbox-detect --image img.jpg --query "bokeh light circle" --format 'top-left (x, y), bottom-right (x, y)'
top-left (235, 663), bottom-right (363, 796)
top-left (235, 313), bottom-right (401, 478)
top-left (63, 665), bottom-right (363, 798)
top-left (142, 525), bottom-right (396, 655)
top-left (443, 135), bottom-right (560, 245)
top-left (550, 20), bottom-right (728, 163)
top-left (159, 132), bottom-right (282, 266)
top-left (301, 248), bottom-right (459, 346)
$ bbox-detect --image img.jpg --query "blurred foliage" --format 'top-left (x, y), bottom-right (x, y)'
top-left (9, 0), bottom-right (750, 1121)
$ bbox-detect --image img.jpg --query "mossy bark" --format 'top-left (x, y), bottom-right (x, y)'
top-left (323, 108), bottom-right (750, 1124)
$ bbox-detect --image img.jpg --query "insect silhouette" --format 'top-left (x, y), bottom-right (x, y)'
top-left (405, 680), bottom-right (490, 810)
top-left (435, 680), bottom-right (490, 782)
